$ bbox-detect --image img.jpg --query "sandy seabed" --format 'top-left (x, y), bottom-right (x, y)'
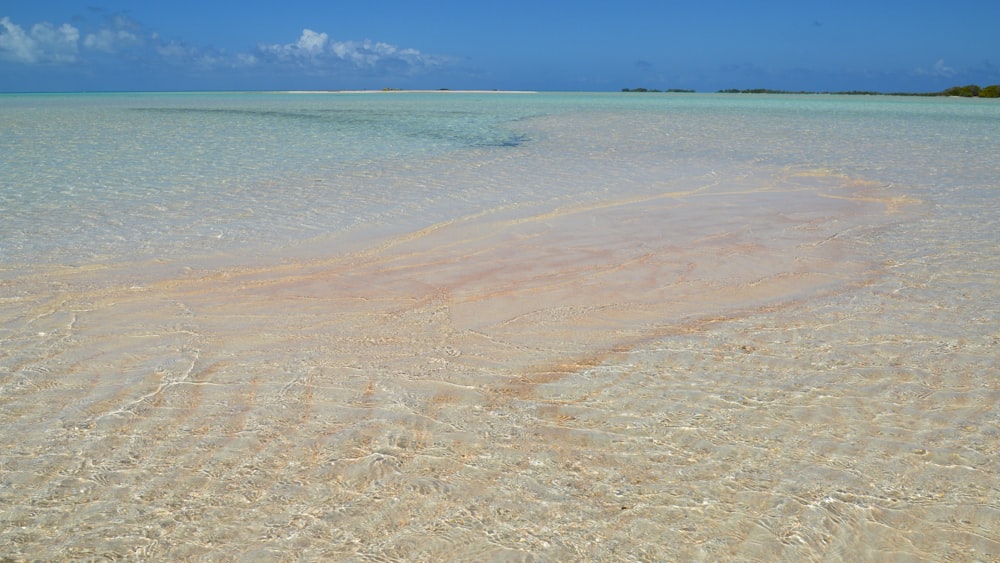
top-left (1, 148), bottom-right (998, 560)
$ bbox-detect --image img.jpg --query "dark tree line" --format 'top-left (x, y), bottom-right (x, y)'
top-left (621, 88), bottom-right (695, 93)
top-left (624, 85), bottom-right (1000, 97)
top-left (715, 85), bottom-right (1000, 97)
top-left (941, 84), bottom-right (999, 98)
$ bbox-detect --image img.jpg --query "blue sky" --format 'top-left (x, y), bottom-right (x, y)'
top-left (2, 1), bottom-right (998, 92)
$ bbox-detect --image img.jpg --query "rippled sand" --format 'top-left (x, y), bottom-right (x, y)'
top-left (0, 160), bottom-right (1000, 561)
top-left (6, 146), bottom-right (998, 562)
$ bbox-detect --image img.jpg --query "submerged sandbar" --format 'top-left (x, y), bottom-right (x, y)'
top-left (5, 94), bottom-right (995, 561)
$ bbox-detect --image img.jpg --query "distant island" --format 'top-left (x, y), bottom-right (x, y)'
top-left (622, 84), bottom-right (1000, 98)
top-left (620, 88), bottom-right (696, 93)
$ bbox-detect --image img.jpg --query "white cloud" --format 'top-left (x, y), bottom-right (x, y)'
top-left (297, 29), bottom-right (328, 55)
top-left (260, 28), bottom-right (327, 60)
top-left (235, 52), bottom-right (258, 67)
top-left (914, 58), bottom-right (956, 77)
top-left (83, 28), bottom-right (139, 53)
top-left (1, 17), bottom-right (450, 81)
top-left (258, 29), bottom-right (445, 70)
top-left (932, 59), bottom-right (956, 76)
top-left (156, 40), bottom-right (197, 60)
top-left (148, 37), bottom-right (261, 72)
top-left (0, 16), bottom-right (79, 64)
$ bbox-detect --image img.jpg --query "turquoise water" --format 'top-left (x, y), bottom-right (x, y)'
top-left (1, 92), bottom-right (998, 560)
top-left (2, 92), bottom-right (995, 265)
top-left (1, 92), bottom-right (545, 265)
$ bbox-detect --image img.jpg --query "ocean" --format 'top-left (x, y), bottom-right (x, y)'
top-left (1, 91), bottom-right (998, 560)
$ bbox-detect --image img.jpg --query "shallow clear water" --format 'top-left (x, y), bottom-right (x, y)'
top-left (1, 92), bottom-right (998, 561)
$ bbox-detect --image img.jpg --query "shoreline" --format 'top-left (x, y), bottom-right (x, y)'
top-left (279, 89), bottom-right (540, 94)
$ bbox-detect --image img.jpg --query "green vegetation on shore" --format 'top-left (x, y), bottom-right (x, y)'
top-left (719, 85), bottom-right (999, 98)
top-left (939, 84), bottom-right (999, 97)
top-left (622, 84), bottom-right (1000, 98)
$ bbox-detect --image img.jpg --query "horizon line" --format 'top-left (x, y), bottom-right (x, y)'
top-left (1, 85), bottom-right (997, 96)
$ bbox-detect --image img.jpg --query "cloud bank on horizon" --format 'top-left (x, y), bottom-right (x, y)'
top-left (0, 15), bottom-right (443, 79)
top-left (1, 4), bottom-right (998, 93)
top-left (1, 16), bottom-right (82, 65)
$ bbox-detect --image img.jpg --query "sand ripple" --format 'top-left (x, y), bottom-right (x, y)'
top-left (2, 156), bottom-right (997, 561)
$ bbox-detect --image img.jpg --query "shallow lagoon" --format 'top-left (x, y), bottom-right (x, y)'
top-left (1, 92), bottom-right (998, 560)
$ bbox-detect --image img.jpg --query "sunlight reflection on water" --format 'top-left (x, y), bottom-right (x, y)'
top-left (1, 93), bottom-right (998, 561)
